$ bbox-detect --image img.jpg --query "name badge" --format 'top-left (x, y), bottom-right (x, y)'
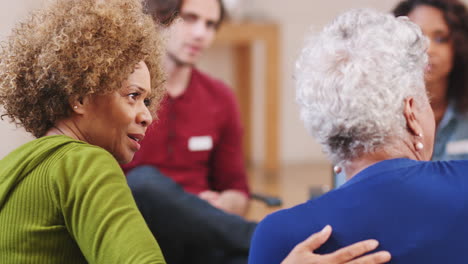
top-left (446, 140), bottom-right (468, 155)
top-left (188, 136), bottom-right (213, 152)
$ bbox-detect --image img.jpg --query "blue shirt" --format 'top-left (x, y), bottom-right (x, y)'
top-left (334, 103), bottom-right (468, 187)
top-left (432, 102), bottom-right (468, 161)
top-left (249, 158), bottom-right (468, 264)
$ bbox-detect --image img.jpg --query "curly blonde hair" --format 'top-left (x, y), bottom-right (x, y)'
top-left (0, 0), bottom-right (166, 137)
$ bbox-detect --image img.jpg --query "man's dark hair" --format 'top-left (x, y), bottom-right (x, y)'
top-left (144, 0), bottom-right (226, 29)
top-left (144, 0), bottom-right (181, 26)
top-left (215, 0), bottom-right (226, 29)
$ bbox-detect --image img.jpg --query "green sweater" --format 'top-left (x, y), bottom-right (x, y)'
top-left (0, 135), bottom-right (166, 263)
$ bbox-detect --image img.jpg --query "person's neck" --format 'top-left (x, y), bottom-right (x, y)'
top-left (45, 119), bottom-right (86, 142)
top-left (164, 55), bottom-right (193, 98)
top-left (427, 79), bottom-right (449, 127)
top-left (344, 139), bottom-right (424, 180)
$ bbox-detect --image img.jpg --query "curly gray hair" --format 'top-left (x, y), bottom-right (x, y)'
top-left (295, 8), bottom-right (428, 165)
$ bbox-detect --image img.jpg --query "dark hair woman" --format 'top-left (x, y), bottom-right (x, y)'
top-left (394, 0), bottom-right (468, 161)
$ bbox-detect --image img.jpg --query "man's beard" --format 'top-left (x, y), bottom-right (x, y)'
top-left (167, 51), bottom-right (194, 67)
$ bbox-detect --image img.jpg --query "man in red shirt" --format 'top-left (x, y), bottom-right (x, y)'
top-left (122, 0), bottom-right (255, 263)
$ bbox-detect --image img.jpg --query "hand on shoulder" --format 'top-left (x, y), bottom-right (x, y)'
top-left (282, 225), bottom-right (391, 264)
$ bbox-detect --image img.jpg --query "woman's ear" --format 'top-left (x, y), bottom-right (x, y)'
top-left (403, 97), bottom-right (423, 137)
top-left (69, 96), bottom-right (88, 114)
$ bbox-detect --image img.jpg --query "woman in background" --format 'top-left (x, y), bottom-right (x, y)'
top-left (393, 0), bottom-right (468, 161)
top-left (0, 0), bottom-right (167, 263)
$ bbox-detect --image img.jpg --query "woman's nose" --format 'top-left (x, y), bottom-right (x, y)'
top-left (138, 105), bottom-right (153, 128)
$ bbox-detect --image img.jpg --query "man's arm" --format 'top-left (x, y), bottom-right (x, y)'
top-left (206, 84), bottom-right (250, 216)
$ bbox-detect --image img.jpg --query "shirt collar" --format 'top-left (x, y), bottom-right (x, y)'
top-left (437, 101), bottom-right (456, 134)
top-left (340, 158), bottom-right (420, 188)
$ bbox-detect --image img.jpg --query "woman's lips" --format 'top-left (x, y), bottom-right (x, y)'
top-left (187, 45), bottom-right (201, 54)
top-left (130, 138), bottom-right (141, 151)
top-left (128, 134), bottom-right (144, 151)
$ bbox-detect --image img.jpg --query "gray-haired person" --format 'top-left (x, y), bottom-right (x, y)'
top-left (250, 8), bottom-right (468, 263)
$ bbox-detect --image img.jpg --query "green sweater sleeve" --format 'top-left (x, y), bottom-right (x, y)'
top-left (49, 144), bottom-right (166, 264)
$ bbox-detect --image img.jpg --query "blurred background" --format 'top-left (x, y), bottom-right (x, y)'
top-left (2, 0), bottom-right (467, 219)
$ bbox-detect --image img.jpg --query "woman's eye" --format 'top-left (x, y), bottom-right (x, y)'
top-left (433, 35), bottom-right (449, 44)
top-left (181, 13), bottom-right (197, 23)
top-left (129, 92), bottom-right (140, 100)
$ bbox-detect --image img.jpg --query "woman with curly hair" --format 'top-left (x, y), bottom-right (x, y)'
top-left (0, 0), bottom-right (166, 263)
top-left (393, 0), bottom-right (468, 161)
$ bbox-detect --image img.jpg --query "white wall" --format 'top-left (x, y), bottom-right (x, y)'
top-left (0, 0), bottom-right (45, 158)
